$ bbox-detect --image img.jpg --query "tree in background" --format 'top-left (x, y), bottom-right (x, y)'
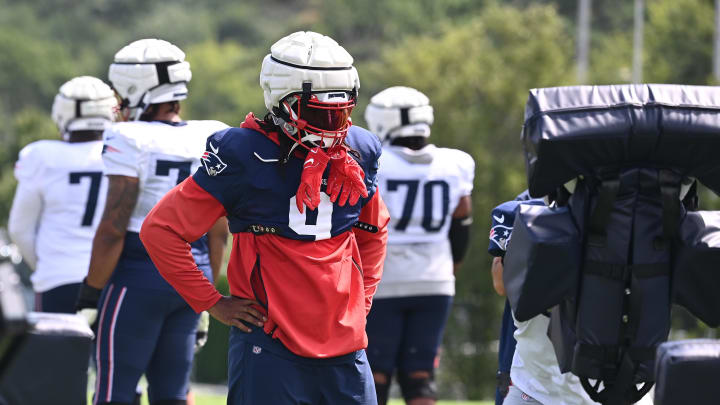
top-left (358, 4), bottom-right (575, 398)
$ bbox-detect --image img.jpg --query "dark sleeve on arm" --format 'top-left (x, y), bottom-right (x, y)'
top-left (449, 216), bottom-right (472, 263)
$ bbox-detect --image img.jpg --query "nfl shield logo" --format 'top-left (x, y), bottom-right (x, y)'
top-left (252, 345), bottom-right (262, 354)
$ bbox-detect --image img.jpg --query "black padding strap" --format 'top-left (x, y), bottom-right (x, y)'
top-left (605, 350), bottom-right (638, 405)
top-left (632, 262), bottom-right (670, 278)
top-left (627, 346), bottom-right (656, 362)
top-left (588, 176), bottom-right (620, 247)
top-left (301, 82), bottom-right (312, 105)
top-left (656, 169), bottom-right (682, 250)
top-left (576, 343), bottom-right (620, 366)
top-left (75, 99), bottom-right (83, 118)
top-left (154, 61), bottom-right (180, 85)
top-left (400, 107), bottom-right (410, 126)
top-left (584, 261), bottom-right (627, 280)
top-left (270, 56), bottom-right (353, 71)
top-left (584, 261), bottom-right (669, 280)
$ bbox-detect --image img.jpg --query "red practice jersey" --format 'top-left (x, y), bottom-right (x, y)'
top-left (141, 115), bottom-right (389, 358)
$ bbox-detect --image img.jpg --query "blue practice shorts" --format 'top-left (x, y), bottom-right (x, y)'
top-left (365, 295), bottom-right (453, 374)
top-left (34, 282), bottom-right (82, 313)
top-left (227, 326), bottom-right (377, 405)
top-left (92, 281), bottom-right (199, 404)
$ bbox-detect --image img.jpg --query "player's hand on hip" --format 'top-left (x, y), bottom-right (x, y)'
top-left (327, 146), bottom-right (368, 206)
top-left (208, 296), bottom-right (266, 332)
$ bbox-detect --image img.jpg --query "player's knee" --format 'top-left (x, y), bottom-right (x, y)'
top-left (150, 400), bottom-right (186, 405)
top-left (373, 371), bottom-right (390, 385)
top-left (373, 371), bottom-right (391, 405)
top-left (398, 371), bottom-right (437, 401)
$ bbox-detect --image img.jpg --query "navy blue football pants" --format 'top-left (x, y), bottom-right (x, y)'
top-left (227, 326), bottom-right (377, 405)
top-left (496, 300), bottom-right (518, 405)
top-left (92, 282), bottom-right (199, 404)
top-left (365, 295), bottom-right (453, 374)
top-left (35, 282), bottom-right (82, 313)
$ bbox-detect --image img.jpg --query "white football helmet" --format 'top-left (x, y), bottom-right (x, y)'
top-left (51, 76), bottom-right (118, 138)
top-left (108, 38), bottom-right (191, 120)
top-left (260, 31), bottom-right (360, 149)
top-left (364, 86), bottom-right (434, 142)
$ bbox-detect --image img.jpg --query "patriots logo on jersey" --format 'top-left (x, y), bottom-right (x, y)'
top-left (489, 224), bottom-right (513, 251)
top-left (201, 142), bottom-right (227, 176)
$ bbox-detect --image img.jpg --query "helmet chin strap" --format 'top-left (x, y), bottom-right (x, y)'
top-left (272, 113), bottom-right (326, 155)
top-left (129, 92), bottom-right (151, 121)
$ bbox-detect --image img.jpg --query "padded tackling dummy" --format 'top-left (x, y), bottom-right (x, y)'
top-left (514, 84), bottom-right (720, 404)
top-left (674, 211), bottom-right (720, 327)
top-left (503, 204), bottom-right (581, 322)
top-left (523, 84), bottom-right (720, 197)
top-left (654, 339), bottom-right (720, 405)
top-left (0, 312), bottom-right (93, 405)
top-left (0, 257), bottom-right (30, 393)
top-left (578, 169), bottom-right (676, 380)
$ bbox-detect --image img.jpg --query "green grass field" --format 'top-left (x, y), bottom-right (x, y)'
top-left (134, 394), bottom-right (491, 405)
top-left (185, 396), bottom-right (490, 405)
top-left (93, 382), bottom-right (493, 404)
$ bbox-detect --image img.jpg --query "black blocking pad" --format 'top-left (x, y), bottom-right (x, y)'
top-left (503, 204), bottom-right (581, 322)
top-left (0, 312), bottom-right (93, 405)
top-left (655, 339), bottom-right (720, 405)
top-left (523, 84), bottom-right (720, 197)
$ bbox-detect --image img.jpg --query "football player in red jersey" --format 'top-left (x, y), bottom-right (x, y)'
top-left (140, 31), bottom-right (389, 405)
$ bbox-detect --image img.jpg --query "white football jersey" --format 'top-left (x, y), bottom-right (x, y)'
top-left (511, 314), bottom-right (596, 405)
top-left (374, 144), bottom-right (474, 298)
top-left (511, 314), bottom-right (655, 405)
top-left (9, 140), bottom-right (108, 292)
top-left (102, 120), bottom-right (228, 233)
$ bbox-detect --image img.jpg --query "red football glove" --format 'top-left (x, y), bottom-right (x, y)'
top-left (296, 147), bottom-right (330, 214)
top-left (326, 146), bottom-right (368, 207)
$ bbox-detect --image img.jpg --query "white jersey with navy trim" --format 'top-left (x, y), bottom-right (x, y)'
top-left (374, 144), bottom-right (474, 298)
top-left (102, 120), bottom-right (228, 233)
top-left (9, 140), bottom-right (107, 292)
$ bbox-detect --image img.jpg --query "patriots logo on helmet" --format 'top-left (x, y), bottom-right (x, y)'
top-left (201, 142), bottom-right (227, 176)
top-left (489, 224), bottom-right (513, 251)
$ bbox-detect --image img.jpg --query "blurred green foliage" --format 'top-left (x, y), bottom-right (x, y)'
top-left (1, 0), bottom-right (719, 399)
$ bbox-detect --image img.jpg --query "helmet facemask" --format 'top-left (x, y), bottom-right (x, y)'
top-left (275, 85), bottom-right (356, 150)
